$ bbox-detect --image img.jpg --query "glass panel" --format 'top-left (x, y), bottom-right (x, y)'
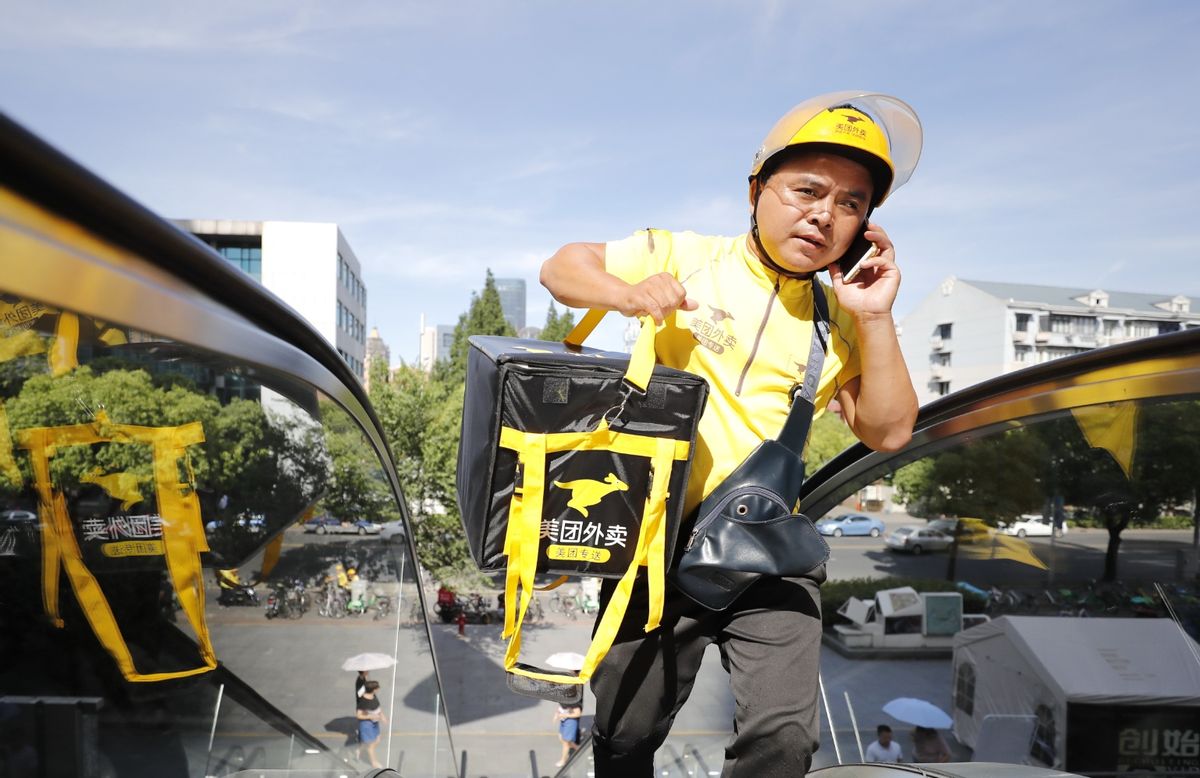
top-left (0, 292), bottom-right (455, 776)
top-left (809, 395), bottom-right (1200, 773)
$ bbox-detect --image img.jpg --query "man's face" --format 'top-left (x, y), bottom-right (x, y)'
top-left (879, 730), bottom-right (892, 746)
top-left (750, 151), bottom-right (873, 273)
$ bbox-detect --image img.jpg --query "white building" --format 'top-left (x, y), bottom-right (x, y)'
top-left (900, 277), bottom-right (1200, 405)
top-left (176, 219), bottom-right (368, 380)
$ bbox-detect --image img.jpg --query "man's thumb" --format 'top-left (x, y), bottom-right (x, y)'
top-left (681, 297), bottom-right (699, 311)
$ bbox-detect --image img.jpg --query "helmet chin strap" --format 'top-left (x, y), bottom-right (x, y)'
top-left (750, 180), bottom-right (816, 281)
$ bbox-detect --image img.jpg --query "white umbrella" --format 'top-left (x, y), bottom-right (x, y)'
top-left (341, 653), bottom-right (397, 672)
top-left (545, 652), bottom-right (586, 671)
top-left (882, 697), bottom-right (952, 728)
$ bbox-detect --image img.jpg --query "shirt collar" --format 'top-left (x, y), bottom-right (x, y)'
top-left (737, 233), bottom-right (816, 297)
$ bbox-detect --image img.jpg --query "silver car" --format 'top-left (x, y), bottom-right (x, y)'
top-left (885, 525), bottom-right (954, 555)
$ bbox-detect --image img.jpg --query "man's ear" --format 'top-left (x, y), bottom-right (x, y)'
top-left (747, 178), bottom-right (760, 213)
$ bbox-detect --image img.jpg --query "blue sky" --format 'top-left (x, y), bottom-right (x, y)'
top-left (3, 1), bottom-right (1198, 363)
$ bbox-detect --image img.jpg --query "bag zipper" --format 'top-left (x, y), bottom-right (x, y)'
top-left (685, 485), bottom-right (789, 551)
top-left (735, 280), bottom-right (780, 397)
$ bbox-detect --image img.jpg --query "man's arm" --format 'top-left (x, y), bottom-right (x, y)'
top-left (540, 242), bottom-right (697, 324)
top-left (827, 222), bottom-right (918, 452)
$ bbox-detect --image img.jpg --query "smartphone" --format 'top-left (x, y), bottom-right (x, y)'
top-left (835, 225), bottom-right (877, 283)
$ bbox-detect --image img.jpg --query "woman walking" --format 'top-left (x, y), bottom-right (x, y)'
top-left (356, 680), bottom-right (387, 768)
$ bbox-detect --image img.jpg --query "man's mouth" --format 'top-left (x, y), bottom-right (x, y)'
top-left (795, 234), bottom-right (825, 249)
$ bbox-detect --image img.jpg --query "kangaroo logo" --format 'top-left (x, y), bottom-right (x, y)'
top-left (709, 305), bottom-right (735, 324)
top-left (552, 473), bottom-right (629, 517)
top-left (82, 467), bottom-right (146, 511)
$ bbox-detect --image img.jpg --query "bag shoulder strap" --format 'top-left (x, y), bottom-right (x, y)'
top-left (777, 280), bottom-right (832, 456)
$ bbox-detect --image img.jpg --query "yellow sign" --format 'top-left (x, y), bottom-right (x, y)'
top-left (101, 540), bottom-right (164, 558)
top-left (546, 544), bottom-right (611, 563)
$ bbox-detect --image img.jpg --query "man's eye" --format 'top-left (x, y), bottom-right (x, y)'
top-left (793, 187), bottom-right (816, 197)
top-left (840, 200), bottom-right (861, 211)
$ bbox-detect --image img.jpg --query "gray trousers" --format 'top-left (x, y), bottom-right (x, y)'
top-left (590, 568), bottom-right (825, 778)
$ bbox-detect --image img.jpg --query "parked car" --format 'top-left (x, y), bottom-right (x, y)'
top-left (999, 514), bottom-right (1067, 538)
top-left (927, 517), bottom-right (992, 545)
top-left (303, 516), bottom-right (382, 535)
top-left (379, 522), bottom-right (407, 543)
top-left (814, 513), bottom-right (886, 538)
top-left (885, 525), bottom-right (954, 555)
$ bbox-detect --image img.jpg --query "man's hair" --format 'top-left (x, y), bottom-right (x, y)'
top-left (877, 724), bottom-right (892, 735)
top-left (365, 680), bottom-right (381, 693)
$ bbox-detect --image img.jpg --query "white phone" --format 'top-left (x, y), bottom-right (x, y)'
top-left (840, 242), bottom-right (878, 283)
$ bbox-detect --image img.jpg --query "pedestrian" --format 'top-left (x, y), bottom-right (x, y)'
top-left (865, 724), bottom-right (903, 763)
top-left (911, 726), bottom-right (951, 763)
top-left (355, 680), bottom-right (387, 768)
top-left (540, 91), bottom-right (922, 777)
top-left (456, 609), bottom-right (467, 637)
top-left (554, 701), bottom-right (583, 768)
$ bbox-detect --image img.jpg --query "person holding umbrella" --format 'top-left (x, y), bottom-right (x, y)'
top-left (911, 726), bottom-right (951, 763)
top-left (882, 697), bottom-right (953, 763)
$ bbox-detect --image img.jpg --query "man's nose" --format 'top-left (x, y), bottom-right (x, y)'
top-left (806, 199), bottom-right (833, 228)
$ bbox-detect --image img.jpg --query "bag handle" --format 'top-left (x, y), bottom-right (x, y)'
top-left (562, 310), bottom-right (657, 393)
top-left (561, 227), bottom-right (672, 393)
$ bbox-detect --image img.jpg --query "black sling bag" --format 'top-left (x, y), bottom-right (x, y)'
top-left (672, 279), bottom-right (833, 610)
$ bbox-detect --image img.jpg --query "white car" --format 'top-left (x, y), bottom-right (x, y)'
top-left (999, 514), bottom-right (1066, 538)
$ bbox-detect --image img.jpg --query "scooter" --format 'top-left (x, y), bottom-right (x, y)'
top-left (217, 581), bottom-right (259, 607)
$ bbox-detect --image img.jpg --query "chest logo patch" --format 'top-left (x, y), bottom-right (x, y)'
top-left (689, 302), bottom-right (739, 355)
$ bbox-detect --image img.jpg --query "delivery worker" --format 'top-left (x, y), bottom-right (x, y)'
top-left (539, 91), bottom-right (922, 777)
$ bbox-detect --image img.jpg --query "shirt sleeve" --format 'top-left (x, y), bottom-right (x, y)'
top-left (604, 229), bottom-right (677, 285)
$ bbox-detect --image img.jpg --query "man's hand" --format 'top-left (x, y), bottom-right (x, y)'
top-left (619, 272), bottom-right (698, 324)
top-left (826, 221), bottom-right (900, 317)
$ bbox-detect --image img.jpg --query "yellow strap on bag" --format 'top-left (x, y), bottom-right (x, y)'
top-left (563, 311), bottom-right (657, 393)
top-left (17, 411), bottom-right (217, 682)
top-left (497, 424), bottom-right (686, 685)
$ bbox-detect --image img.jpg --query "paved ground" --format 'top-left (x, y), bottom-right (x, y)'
top-left (190, 521), bottom-right (1196, 777)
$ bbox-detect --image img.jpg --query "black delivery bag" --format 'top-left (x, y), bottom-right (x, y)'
top-left (457, 310), bottom-right (707, 700)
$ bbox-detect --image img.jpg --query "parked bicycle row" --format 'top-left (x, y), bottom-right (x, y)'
top-left (214, 565), bottom-right (394, 621)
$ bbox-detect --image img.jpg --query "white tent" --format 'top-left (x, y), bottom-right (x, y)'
top-left (952, 617), bottom-right (1200, 773)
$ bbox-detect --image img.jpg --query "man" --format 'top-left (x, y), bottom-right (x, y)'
top-left (540, 91), bottom-right (921, 777)
top-left (866, 724), bottom-right (903, 763)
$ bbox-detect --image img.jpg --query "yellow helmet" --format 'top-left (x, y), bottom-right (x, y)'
top-left (750, 91), bottom-right (923, 207)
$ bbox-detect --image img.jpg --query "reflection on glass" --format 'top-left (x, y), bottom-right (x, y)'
top-left (0, 292), bottom-right (454, 776)
top-left (812, 395), bottom-right (1200, 774)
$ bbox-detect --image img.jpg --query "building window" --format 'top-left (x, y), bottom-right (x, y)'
top-left (1103, 319), bottom-right (1121, 336)
top-left (1159, 322), bottom-right (1181, 335)
top-left (1015, 346), bottom-right (1033, 363)
top-left (1127, 320), bottom-right (1158, 338)
top-left (931, 353), bottom-right (951, 367)
top-left (1049, 315), bottom-right (1097, 335)
top-left (955, 662), bottom-right (975, 715)
top-left (932, 381), bottom-right (950, 397)
top-left (936, 323), bottom-right (952, 339)
top-left (1014, 313), bottom-right (1031, 332)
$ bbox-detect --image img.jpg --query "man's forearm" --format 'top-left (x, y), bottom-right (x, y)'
top-left (851, 312), bottom-right (918, 451)
top-left (540, 243), bottom-right (629, 310)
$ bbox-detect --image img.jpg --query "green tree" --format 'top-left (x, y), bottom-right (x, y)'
top-left (316, 399), bottom-right (398, 524)
top-left (805, 412), bottom-right (858, 474)
top-left (539, 302), bottom-right (577, 342)
top-left (444, 269), bottom-right (514, 384)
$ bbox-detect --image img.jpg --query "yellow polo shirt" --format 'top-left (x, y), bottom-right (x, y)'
top-left (605, 229), bottom-right (862, 514)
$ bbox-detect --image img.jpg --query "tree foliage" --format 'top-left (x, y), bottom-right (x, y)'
top-left (539, 302), bottom-right (577, 343)
top-left (806, 411), bottom-right (858, 474)
top-left (445, 269), bottom-right (514, 385)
